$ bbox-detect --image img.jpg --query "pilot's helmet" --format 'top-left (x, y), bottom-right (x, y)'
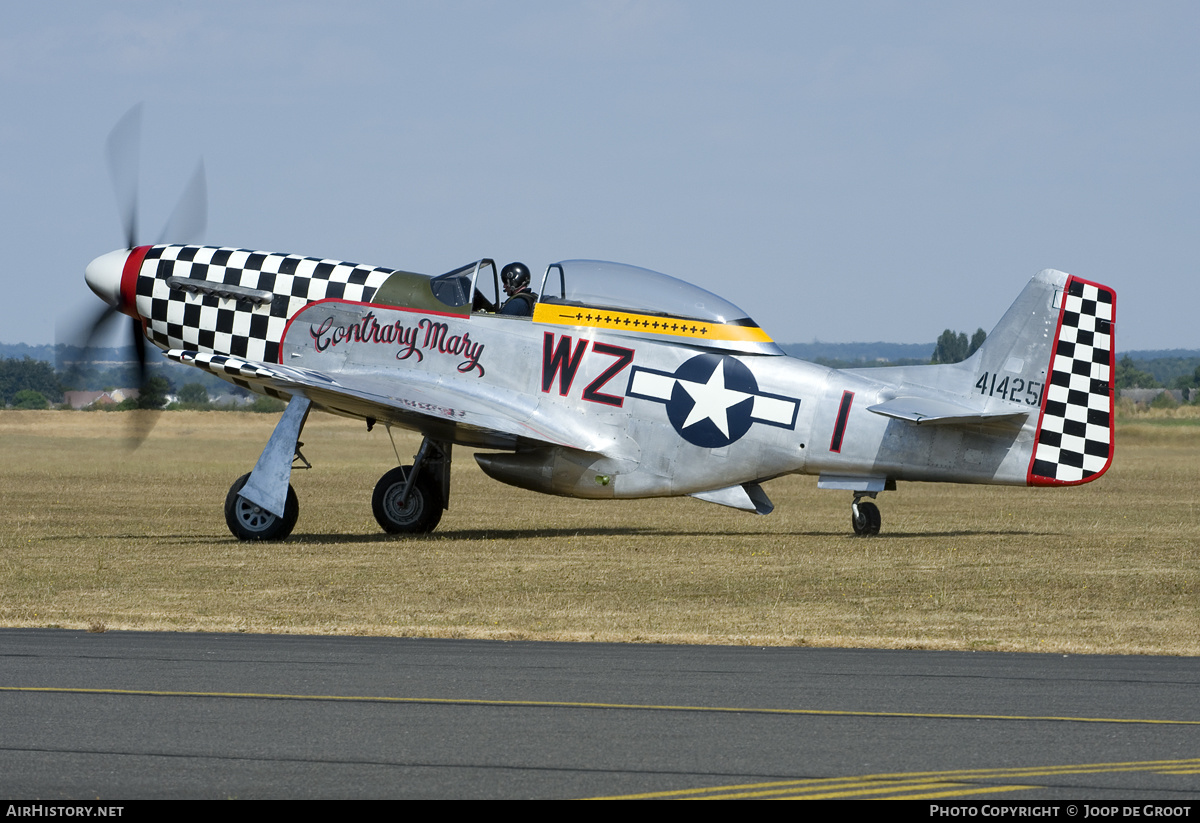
top-left (502, 262), bottom-right (531, 292)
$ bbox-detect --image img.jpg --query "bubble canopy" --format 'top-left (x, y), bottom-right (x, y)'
top-left (539, 260), bottom-right (759, 327)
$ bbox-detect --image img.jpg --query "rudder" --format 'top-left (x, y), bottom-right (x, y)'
top-left (1028, 276), bottom-right (1116, 485)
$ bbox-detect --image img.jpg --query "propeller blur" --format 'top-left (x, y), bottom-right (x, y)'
top-left (71, 105), bottom-right (209, 446)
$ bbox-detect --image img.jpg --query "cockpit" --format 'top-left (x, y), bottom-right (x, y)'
top-left (402, 258), bottom-right (780, 354)
top-left (428, 259), bottom-right (747, 320)
top-left (538, 260), bottom-right (755, 325)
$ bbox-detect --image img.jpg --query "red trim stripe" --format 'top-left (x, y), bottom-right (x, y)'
top-left (120, 245), bottom-right (151, 318)
top-left (829, 390), bottom-right (854, 452)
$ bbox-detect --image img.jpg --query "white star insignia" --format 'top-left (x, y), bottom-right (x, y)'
top-left (678, 359), bottom-right (751, 436)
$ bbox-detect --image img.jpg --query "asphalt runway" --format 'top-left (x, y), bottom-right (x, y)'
top-left (0, 629), bottom-right (1197, 800)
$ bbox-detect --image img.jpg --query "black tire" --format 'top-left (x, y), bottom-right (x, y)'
top-left (224, 473), bottom-right (299, 541)
top-left (851, 501), bottom-right (881, 537)
top-left (372, 466), bottom-right (443, 534)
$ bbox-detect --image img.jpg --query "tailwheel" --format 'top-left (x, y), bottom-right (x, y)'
top-left (225, 473), bottom-right (299, 541)
top-left (372, 465), bottom-right (443, 534)
top-left (851, 499), bottom-right (881, 537)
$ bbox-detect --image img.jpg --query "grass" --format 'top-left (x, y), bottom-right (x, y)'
top-left (0, 410), bottom-right (1196, 654)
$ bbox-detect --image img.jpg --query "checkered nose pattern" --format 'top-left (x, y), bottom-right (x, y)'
top-left (1029, 278), bottom-right (1115, 485)
top-left (136, 245), bottom-right (396, 364)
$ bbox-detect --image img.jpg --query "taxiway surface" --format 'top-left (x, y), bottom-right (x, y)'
top-left (0, 630), bottom-right (1196, 799)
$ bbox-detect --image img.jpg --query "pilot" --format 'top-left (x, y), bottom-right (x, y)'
top-left (499, 262), bottom-right (538, 317)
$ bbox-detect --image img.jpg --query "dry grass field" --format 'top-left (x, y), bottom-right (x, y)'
top-left (1, 410), bottom-right (1196, 654)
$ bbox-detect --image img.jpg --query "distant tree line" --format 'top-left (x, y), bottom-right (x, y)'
top-left (0, 355), bottom-right (283, 411)
top-left (922, 335), bottom-right (1200, 397)
top-left (58, 359), bottom-right (243, 398)
top-left (780, 341), bottom-right (933, 364)
top-left (931, 329), bottom-right (987, 364)
top-left (5, 344), bottom-right (1198, 408)
top-left (810, 356), bottom-right (929, 369)
top-left (0, 357), bottom-right (62, 407)
top-left (1115, 355), bottom-right (1200, 391)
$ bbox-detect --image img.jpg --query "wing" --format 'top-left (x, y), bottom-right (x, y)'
top-left (166, 349), bottom-right (590, 451)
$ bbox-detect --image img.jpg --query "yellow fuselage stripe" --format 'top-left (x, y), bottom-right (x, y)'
top-left (532, 304), bottom-right (774, 344)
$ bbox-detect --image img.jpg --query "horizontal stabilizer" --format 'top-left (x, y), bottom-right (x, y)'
top-left (867, 396), bottom-right (1029, 426)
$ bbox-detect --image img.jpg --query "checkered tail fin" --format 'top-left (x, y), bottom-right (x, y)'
top-left (1027, 275), bottom-right (1116, 485)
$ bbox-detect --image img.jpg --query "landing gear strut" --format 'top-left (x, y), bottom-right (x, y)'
top-left (225, 396), bottom-right (311, 541)
top-left (851, 492), bottom-right (881, 537)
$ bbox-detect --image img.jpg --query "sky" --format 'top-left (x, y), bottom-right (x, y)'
top-left (2, 1), bottom-right (1197, 351)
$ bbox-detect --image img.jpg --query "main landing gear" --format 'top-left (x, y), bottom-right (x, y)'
top-left (850, 492), bottom-right (881, 537)
top-left (371, 439), bottom-right (449, 534)
top-left (223, 396), bottom-right (452, 540)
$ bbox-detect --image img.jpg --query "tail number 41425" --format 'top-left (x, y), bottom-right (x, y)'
top-left (976, 371), bottom-right (1044, 406)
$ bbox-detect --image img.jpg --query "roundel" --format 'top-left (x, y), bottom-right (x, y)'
top-left (665, 353), bottom-right (759, 448)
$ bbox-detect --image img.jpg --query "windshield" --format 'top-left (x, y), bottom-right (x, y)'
top-left (539, 260), bottom-right (756, 326)
top-left (429, 259), bottom-right (498, 312)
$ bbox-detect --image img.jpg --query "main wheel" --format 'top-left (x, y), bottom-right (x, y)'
top-left (851, 501), bottom-right (881, 537)
top-left (224, 473), bottom-right (299, 541)
top-left (372, 466), bottom-right (443, 534)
